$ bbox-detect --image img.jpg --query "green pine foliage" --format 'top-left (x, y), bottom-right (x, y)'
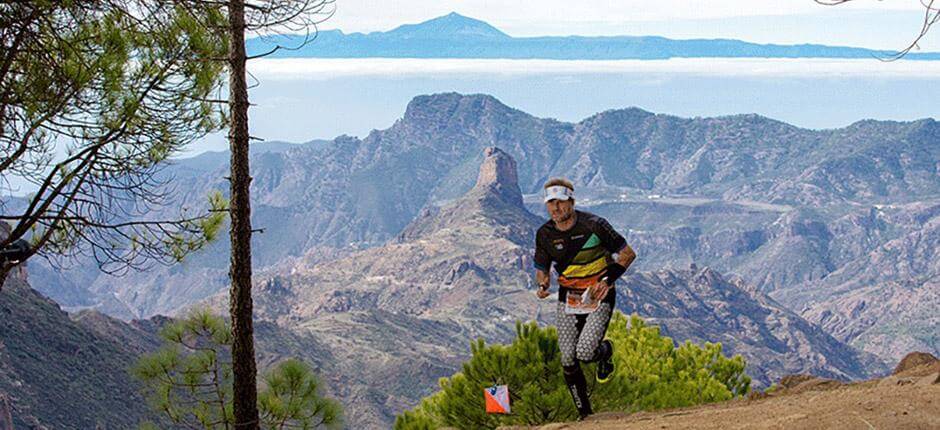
top-left (1, 2), bottom-right (232, 272)
top-left (132, 309), bottom-right (342, 429)
top-left (259, 359), bottom-right (343, 429)
top-left (395, 312), bottom-right (750, 430)
top-left (390, 393), bottom-right (445, 430)
top-left (590, 312), bottom-right (751, 412)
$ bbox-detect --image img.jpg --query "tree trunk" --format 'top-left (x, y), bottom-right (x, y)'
top-left (227, 0), bottom-right (259, 428)
top-left (0, 393), bottom-right (12, 430)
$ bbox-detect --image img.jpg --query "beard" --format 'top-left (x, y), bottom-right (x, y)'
top-left (553, 209), bottom-right (573, 223)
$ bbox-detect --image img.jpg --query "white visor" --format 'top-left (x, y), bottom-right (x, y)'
top-left (543, 185), bottom-right (574, 203)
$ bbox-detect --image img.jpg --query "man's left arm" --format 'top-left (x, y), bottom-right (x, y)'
top-left (614, 244), bottom-right (636, 271)
top-left (592, 219), bottom-right (637, 300)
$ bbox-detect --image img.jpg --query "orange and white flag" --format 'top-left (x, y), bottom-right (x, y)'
top-left (484, 385), bottom-right (511, 414)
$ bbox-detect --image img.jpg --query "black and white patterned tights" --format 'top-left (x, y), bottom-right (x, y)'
top-left (556, 301), bottom-right (613, 367)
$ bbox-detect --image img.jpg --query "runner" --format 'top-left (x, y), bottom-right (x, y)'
top-left (533, 177), bottom-right (636, 420)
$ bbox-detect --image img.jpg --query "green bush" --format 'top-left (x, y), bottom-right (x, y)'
top-left (132, 308), bottom-right (342, 429)
top-left (395, 312), bottom-right (750, 430)
top-left (591, 312), bottom-right (751, 412)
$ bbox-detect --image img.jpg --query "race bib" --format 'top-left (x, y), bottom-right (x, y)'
top-left (564, 287), bottom-right (599, 315)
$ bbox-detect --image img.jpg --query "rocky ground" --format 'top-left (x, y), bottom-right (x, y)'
top-left (503, 353), bottom-right (940, 430)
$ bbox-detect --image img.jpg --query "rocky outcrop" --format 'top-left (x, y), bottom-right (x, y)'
top-left (397, 146), bottom-right (543, 247)
top-left (893, 352), bottom-right (939, 376)
top-left (473, 146), bottom-right (523, 207)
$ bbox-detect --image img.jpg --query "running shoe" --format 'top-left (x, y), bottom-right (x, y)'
top-left (596, 339), bottom-right (615, 383)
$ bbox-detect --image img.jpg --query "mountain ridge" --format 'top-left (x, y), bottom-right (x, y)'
top-left (245, 12), bottom-right (940, 60)
top-left (28, 92), bottom-right (940, 323)
top-left (382, 12), bottom-right (509, 40)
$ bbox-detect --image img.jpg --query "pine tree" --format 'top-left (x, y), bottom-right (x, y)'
top-left (396, 312), bottom-right (750, 430)
top-left (132, 309), bottom-right (342, 429)
top-left (0, 1), bottom-right (231, 284)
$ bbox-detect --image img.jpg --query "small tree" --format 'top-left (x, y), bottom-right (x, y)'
top-left (258, 359), bottom-right (343, 429)
top-left (132, 309), bottom-right (342, 429)
top-left (395, 312), bottom-right (750, 430)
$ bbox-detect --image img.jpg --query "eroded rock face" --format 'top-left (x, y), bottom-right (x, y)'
top-left (893, 352), bottom-right (939, 375)
top-left (474, 147), bottom-right (523, 207)
top-left (790, 209), bottom-right (940, 362)
top-left (397, 146), bottom-right (543, 247)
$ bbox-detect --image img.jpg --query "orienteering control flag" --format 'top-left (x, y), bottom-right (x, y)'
top-left (484, 384), bottom-right (511, 414)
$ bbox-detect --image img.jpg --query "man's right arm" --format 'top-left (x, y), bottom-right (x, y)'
top-left (536, 269), bottom-right (550, 288)
top-left (534, 229), bottom-right (552, 298)
top-left (535, 269), bottom-right (551, 299)
top-left (536, 269), bottom-right (551, 298)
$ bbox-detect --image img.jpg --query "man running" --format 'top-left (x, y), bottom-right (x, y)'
top-left (533, 178), bottom-right (636, 420)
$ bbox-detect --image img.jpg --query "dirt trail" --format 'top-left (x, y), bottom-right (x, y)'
top-left (503, 371), bottom-right (940, 430)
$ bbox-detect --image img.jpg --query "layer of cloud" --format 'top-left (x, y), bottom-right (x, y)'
top-left (249, 58), bottom-right (940, 80)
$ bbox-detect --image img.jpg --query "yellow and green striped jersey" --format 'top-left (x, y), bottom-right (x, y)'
top-left (534, 210), bottom-right (627, 303)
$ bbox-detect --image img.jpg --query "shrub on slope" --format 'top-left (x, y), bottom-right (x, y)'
top-left (396, 312), bottom-right (750, 429)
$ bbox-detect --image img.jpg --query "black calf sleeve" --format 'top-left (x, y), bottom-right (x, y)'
top-left (596, 339), bottom-right (611, 362)
top-left (563, 364), bottom-right (592, 418)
